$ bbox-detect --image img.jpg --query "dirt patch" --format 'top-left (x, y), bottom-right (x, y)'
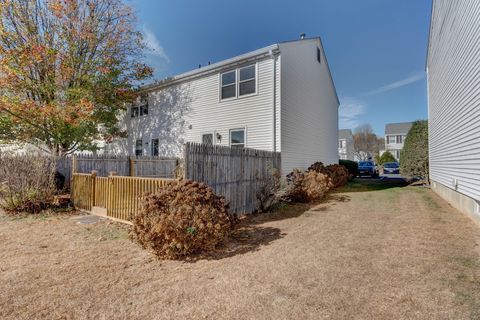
top-left (1, 182), bottom-right (480, 319)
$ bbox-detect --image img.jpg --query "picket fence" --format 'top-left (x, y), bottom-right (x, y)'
top-left (71, 172), bottom-right (172, 222)
top-left (184, 142), bottom-right (281, 214)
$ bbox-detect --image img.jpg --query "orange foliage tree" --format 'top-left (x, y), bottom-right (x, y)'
top-left (0, 0), bottom-right (153, 155)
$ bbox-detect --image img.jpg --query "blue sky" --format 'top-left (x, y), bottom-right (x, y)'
top-left (131, 0), bottom-right (431, 136)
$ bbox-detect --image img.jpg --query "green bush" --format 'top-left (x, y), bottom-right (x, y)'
top-left (377, 151), bottom-right (397, 165)
top-left (400, 120), bottom-right (429, 180)
top-left (339, 160), bottom-right (358, 180)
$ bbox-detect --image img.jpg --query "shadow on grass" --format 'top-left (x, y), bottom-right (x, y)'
top-left (333, 178), bottom-right (409, 193)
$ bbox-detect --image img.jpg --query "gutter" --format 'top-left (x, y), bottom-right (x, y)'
top-left (140, 44), bottom-right (280, 93)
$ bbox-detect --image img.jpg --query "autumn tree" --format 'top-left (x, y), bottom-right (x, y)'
top-left (0, 0), bottom-right (152, 155)
top-left (352, 124), bottom-right (380, 161)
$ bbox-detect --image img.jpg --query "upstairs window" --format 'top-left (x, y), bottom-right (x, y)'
top-left (317, 47), bottom-right (321, 63)
top-left (230, 129), bottom-right (245, 148)
top-left (135, 139), bottom-right (143, 156)
top-left (140, 97), bottom-right (148, 116)
top-left (396, 135), bottom-right (403, 144)
top-left (239, 65), bottom-right (256, 96)
top-left (221, 70), bottom-right (236, 99)
top-left (387, 136), bottom-right (395, 144)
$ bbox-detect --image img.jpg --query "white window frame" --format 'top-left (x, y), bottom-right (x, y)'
top-left (229, 128), bottom-right (246, 148)
top-left (238, 64), bottom-right (257, 98)
top-left (220, 69), bottom-right (237, 101)
top-left (219, 63), bottom-right (257, 101)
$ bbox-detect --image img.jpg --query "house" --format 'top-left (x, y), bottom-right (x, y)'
top-left (427, 0), bottom-right (480, 220)
top-left (384, 122), bottom-right (412, 160)
top-left (338, 129), bottom-right (354, 160)
top-left (107, 36), bottom-right (339, 174)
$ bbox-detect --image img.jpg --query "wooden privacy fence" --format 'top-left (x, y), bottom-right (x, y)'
top-left (71, 172), bottom-right (172, 222)
top-left (57, 155), bottom-right (178, 188)
top-left (184, 142), bottom-right (281, 214)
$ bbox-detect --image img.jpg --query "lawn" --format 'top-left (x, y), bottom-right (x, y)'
top-left (1, 181), bottom-right (480, 319)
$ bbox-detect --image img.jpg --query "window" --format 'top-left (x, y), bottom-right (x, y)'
top-left (396, 135), bottom-right (403, 144)
top-left (387, 135), bottom-right (396, 144)
top-left (339, 140), bottom-right (346, 148)
top-left (239, 65), bottom-right (256, 96)
top-left (140, 98), bottom-right (148, 116)
top-left (131, 106), bottom-right (139, 118)
top-left (317, 47), bottom-right (321, 63)
top-left (151, 138), bottom-right (159, 156)
top-left (135, 139), bottom-right (143, 156)
top-left (202, 133), bottom-right (213, 145)
top-left (230, 129), bottom-right (245, 148)
top-left (221, 70), bottom-right (236, 99)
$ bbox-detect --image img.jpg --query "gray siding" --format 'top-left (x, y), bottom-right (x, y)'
top-left (427, 0), bottom-right (480, 201)
top-left (279, 39), bottom-right (339, 174)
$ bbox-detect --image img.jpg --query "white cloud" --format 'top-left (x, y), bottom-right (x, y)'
top-left (363, 71), bottom-right (425, 96)
top-left (339, 97), bottom-right (366, 129)
top-left (143, 26), bottom-right (170, 63)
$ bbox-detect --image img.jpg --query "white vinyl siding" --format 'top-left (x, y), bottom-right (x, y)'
top-left (279, 39), bottom-right (339, 174)
top-left (427, 0), bottom-right (480, 201)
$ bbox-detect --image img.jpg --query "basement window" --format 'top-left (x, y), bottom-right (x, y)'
top-left (202, 133), bottom-right (213, 145)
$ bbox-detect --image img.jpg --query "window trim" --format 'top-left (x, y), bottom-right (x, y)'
top-left (219, 63), bottom-right (257, 101)
top-left (238, 64), bottom-right (257, 97)
top-left (201, 132), bottom-right (215, 145)
top-left (229, 128), bottom-right (246, 148)
top-left (220, 69), bottom-right (237, 101)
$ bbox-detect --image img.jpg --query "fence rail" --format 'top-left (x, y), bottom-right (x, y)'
top-left (184, 142), bottom-right (281, 214)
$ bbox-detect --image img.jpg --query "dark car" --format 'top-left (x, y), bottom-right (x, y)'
top-left (358, 161), bottom-right (378, 177)
top-left (383, 162), bottom-right (400, 174)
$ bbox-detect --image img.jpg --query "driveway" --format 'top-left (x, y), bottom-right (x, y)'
top-left (1, 181), bottom-right (480, 319)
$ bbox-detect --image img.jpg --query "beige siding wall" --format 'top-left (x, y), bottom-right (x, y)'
top-left (279, 39), bottom-right (339, 174)
top-left (427, 0), bottom-right (480, 202)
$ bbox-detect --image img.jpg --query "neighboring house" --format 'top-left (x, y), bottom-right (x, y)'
top-left (338, 129), bottom-right (354, 160)
top-left (427, 0), bottom-right (480, 220)
top-left (107, 36), bottom-right (339, 174)
top-left (384, 122), bottom-right (412, 160)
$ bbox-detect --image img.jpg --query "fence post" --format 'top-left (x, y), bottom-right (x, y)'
top-left (72, 155), bottom-right (77, 174)
top-left (129, 156), bottom-right (135, 176)
top-left (91, 170), bottom-right (97, 208)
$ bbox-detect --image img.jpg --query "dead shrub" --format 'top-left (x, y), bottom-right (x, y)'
top-left (130, 179), bottom-right (235, 259)
top-left (285, 169), bottom-right (331, 203)
top-left (308, 162), bottom-right (349, 189)
top-left (0, 153), bottom-right (57, 213)
top-left (256, 168), bottom-right (284, 212)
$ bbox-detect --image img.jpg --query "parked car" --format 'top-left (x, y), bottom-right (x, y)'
top-left (383, 162), bottom-right (400, 174)
top-left (358, 161), bottom-right (378, 177)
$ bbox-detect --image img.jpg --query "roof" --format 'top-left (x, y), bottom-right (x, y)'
top-left (385, 122), bottom-right (413, 135)
top-left (338, 129), bottom-right (352, 139)
top-left (140, 37), bottom-right (338, 105)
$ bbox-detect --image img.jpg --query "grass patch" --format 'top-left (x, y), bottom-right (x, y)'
top-left (83, 223), bottom-right (130, 241)
top-left (334, 179), bottom-right (408, 193)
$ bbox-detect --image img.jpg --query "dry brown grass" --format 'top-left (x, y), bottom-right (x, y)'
top-left (1, 183), bottom-right (480, 319)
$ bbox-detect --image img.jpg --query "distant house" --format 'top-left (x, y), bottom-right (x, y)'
top-left (427, 1), bottom-right (480, 219)
top-left (107, 36), bottom-right (340, 174)
top-left (338, 129), bottom-right (354, 160)
top-left (384, 122), bottom-right (412, 160)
